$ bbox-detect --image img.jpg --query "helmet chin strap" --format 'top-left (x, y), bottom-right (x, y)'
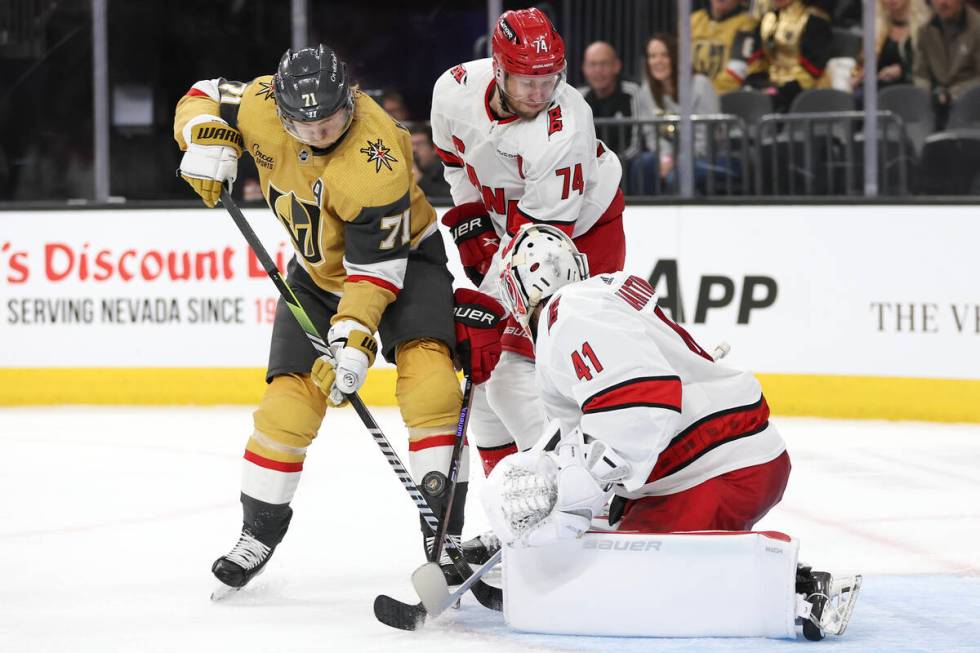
top-left (499, 85), bottom-right (515, 115)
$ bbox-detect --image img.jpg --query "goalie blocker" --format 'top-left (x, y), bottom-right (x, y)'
top-left (503, 530), bottom-right (861, 640)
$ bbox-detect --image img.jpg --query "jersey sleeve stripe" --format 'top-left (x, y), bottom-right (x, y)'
top-left (244, 449), bottom-right (304, 473)
top-left (185, 79), bottom-right (221, 101)
top-left (346, 274), bottom-right (402, 297)
top-left (648, 395), bottom-right (771, 481)
top-left (799, 54), bottom-right (824, 78)
top-left (435, 145), bottom-right (464, 168)
top-left (582, 375), bottom-right (682, 414)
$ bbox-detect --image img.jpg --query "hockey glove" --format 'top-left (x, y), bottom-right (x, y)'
top-left (452, 288), bottom-right (506, 385)
top-left (441, 202), bottom-right (500, 286)
top-left (482, 427), bottom-right (630, 548)
top-left (310, 319), bottom-right (378, 407)
top-left (178, 116), bottom-right (244, 207)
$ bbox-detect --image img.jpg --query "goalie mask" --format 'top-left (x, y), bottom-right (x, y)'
top-left (274, 44), bottom-right (354, 148)
top-left (497, 224), bottom-right (589, 332)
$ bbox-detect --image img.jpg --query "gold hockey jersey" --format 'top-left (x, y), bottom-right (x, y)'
top-left (746, 0), bottom-right (832, 89)
top-left (691, 8), bottom-right (759, 94)
top-left (174, 76), bottom-right (438, 333)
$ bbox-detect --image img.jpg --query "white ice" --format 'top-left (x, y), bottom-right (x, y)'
top-left (2, 407), bottom-right (978, 652)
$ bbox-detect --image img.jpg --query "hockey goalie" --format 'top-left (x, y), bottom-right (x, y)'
top-left (477, 224), bottom-right (862, 641)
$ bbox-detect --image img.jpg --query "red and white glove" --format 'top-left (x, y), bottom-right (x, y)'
top-left (441, 202), bottom-right (500, 286)
top-left (453, 288), bottom-right (506, 385)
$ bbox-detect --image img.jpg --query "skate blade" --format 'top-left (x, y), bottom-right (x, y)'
top-left (210, 581), bottom-right (241, 601)
top-left (821, 575), bottom-right (862, 636)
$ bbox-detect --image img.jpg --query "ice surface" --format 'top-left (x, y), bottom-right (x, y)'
top-left (1, 407), bottom-right (978, 652)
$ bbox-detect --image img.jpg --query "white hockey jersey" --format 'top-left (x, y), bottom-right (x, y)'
top-left (534, 272), bottom-right (786, 498)
top-left (430, 58), bottom-right (622, 239)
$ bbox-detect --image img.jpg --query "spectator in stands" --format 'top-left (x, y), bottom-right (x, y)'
top-left (409, 126), bottom-right (451, 199)
top-left (381, 89), bottom-right (411, 122)
top-left (913, 0), bottom-right (980, 125)
top-left (851, 0), bottom-right (931, 99)
top-left (691, 0), bottom-right (759, 95)
top-left (743, 0), bottom-right (833, 112)
top-left (577, 41), bottom-right (642, 159)
top-left (636, 33), bottom-right (721, 185)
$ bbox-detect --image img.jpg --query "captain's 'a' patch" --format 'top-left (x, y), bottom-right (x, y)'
top-left (360, 138), bottom-right (398, 172)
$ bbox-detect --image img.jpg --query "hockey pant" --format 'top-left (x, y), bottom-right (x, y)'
top-left (615, 451), bottom-right (792, 532)
top-left (237, 338), bottom-right (467, 547)
top-left (469, 351), bottom-right (546, 475)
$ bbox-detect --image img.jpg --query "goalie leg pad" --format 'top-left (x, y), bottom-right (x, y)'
top-left (243, 373), bottom-right (327, 505)
top-left (504, 531), bottom-right (800, 638)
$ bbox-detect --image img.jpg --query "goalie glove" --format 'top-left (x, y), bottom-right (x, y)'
top-left (310, 319), bottom-right (378, 407)
top-left (441, 202), bottom-right (499, 287)
top-left (482, 426), bottom-right (631, 548)
top-left (178, 115), bottom-right (244, 207)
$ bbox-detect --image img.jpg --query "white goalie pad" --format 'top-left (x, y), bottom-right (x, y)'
top-left (503, 530), bottom-right (800, 639)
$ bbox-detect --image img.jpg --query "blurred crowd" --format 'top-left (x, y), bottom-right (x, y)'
top-left (571, 0), bottom-right (980, 193)
top-left (3, 0), bottom-right (979, 202)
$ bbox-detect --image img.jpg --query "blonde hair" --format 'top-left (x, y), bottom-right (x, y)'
top-left (875, 0), bottom-right (930, 53)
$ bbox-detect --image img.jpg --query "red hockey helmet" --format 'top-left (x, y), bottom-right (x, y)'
top-left (491, 8), bottom-right (566, 108)
top-left (491, 8), bottom-right (566, 76)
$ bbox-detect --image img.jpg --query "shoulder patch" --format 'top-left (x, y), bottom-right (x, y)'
top-left (547, 295), bottom-right (561, 332)
top-left (547, 105), bottom-right (564, 136)
top-left (254, 80), bottom-right (275, 101)
top-left (360, 138), bottom-right (399, 173)
top-left (450, 64), bottom-right (467, 85)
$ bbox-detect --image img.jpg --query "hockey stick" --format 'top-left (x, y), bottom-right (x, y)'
top-left (374, 377), bottom-right (474, 629)
top-left (430, 376), bottom-right (474, 563)
top-left (219, 190), bottom-right (502, 611)
top-left (376, 549), bottom-right (504, 631)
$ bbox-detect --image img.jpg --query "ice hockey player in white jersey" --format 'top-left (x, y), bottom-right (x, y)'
top-left (431, 7), bottom-right (627, 563)
top-left (481, 224), bottom-right (861, 641)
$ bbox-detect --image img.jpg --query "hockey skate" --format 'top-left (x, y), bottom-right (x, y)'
top-left (210, 529), bottom-right (279, 600)
top-left (425, 534), bottom-right (466, 586)
top-left (796, 565), bottom-right (863, 641)
top-left (462, 530), bottom-right (501, 565)
top-left (211, 497), bottom-right (292, 600)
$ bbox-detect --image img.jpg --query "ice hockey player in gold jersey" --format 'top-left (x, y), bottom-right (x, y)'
top-left (174, 44), bottom-right (469, 595)
top-left (691, 0), bottom-right (759, 94)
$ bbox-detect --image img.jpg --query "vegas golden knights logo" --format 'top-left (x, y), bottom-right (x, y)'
top-left (268, 184), bottom-right (323, 263)
top-left (693, 41), bottom-right (726, 79)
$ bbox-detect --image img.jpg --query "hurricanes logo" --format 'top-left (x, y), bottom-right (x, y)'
top-left (360, 138), bottom-right (398, 172)
top-left (267, 184), bottom-right (323, 263)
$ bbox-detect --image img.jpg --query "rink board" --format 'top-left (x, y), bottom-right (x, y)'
top-left (1, 204), bottom-right (977, 421)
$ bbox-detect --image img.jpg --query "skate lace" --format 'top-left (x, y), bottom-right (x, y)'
top-left (425, 534), bottom-right (462, 566)
top-left (224, 531), bottom-right (271, 571)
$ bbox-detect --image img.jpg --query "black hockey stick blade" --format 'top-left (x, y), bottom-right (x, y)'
top-left (373, 574), bottom-right (502, 631)
top-left (374, 550), bottom-right (504, 631)
top-left (374, 594), bottom-right (428, 631)
top-left (469, 577), bottom-right (503, 611)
